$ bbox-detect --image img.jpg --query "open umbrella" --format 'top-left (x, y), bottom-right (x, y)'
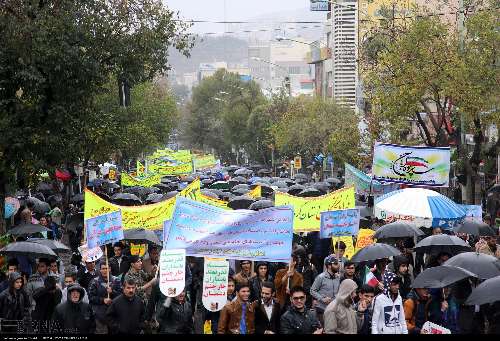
top-left (146, 193), bottom-right (165, 204)
top-left (200, 190), bottom-right (219, 199)
top-left (298, 187), bottom-right (322, 197)
top-left (7, 223), bottom-right (51, 236)
top-left (225, 165), bottom-right (240, 172)
top-left (453, 221), bottom-right (497, 237)
top-left (210, 181), bottom-right (230, 190)
top-left (411, 265), bottom-right (477, 288)
top-left (153, 183), bottom-right (170, 192)
top-left (201, 179), bottom-right (213, 187)
top-left (111, 193), bottom-right (142, 205)
top-left (231, 176), bottom-right (247, 183)
top-left (351, 243), bottom-right (401, 263)
top-left (374, 188), bottom-right (466, 229)
top-left (413, 234), bottom-right (471, 255)
top-left (123, 228), bottom-right (161, 246)
top-left (249, 200), bottom-right (274, 211)
top-left (0, 241), bottom-right (57, 259)
top-left (102, 181), bottom-right (120, 190)
top-left (234, 168), bottom-right (252, 176)
top-left (487, 184), bottom-right (500, 194)
top-left (228, 195), bottom-right (255, 210)
top-left (465, 275), bottom-right (500, 305)
top-left (325, 177), bottom-right (341, 185)
top-left (443, 252), bottom-right (500, 279)
top-left (27, 197), bottom-right (50, 214)
top-left (184, 175), bottom-right (196, 183)
top-left (232, 184), bottom-right (250, 192)
top-left (165, 191), bottom-right (179, 199)
top-left (70, 193), bottom-right (84, 204)
top-left (273, 181), bottom-right (288, 189)
top-left (288, 184), bottom-right (305, 196)
top-left (257, 168), bottom-right (272, 175)
top-left (46, 194), bottom-right (63, 206)
top-left (4, 197), bottom-right (20, 219)
top-left (374, 222), bottom-right (424, 240)
top-left (294, 173), bottom-right (308, 180)
top-left (312, 182), bottom-right (330, 194)
top-left (27, 238), bottom-right (71, 253)
top-left (88, 179), bottom-right (105, 187)
top-left (65, 212), bottom-right (83, 233)
top-left (36, 182), bottom-right (55, 195)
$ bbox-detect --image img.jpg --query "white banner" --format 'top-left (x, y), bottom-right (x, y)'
top-left (159, 249), bottom-right (186, 297)
top-left (202, 258), bottom-right (229, 312)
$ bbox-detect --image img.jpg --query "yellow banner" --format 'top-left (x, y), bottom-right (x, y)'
top-left (332, 236), bottom-right (355, 260)
top-left (137, 161), bottom-right (145, 177)
top-left (84, 189), bottom-right (176, 230)
top-left (248, 186), bottom-right (262, 198)
top-left (121, 173), bottom-right (162, 188)
top-left (354, 229), bottom-right (376, 254)
top-left (193, 154), bottom-right (217, 170)
top-left (178, 179), bottom-right (230, 210)
top-left (149, 161), bottom-right (193, 175)
top-left (274, 187), bottom-right (355, 232)
top-left (130, 243), bottom-right (147, 257)
top-left (150, 149), bottom-right (192, 163)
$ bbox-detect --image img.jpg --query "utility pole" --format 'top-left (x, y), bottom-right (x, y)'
top-left (458, 0), bottom-right (469, 203)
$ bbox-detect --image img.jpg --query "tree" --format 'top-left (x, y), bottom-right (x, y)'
top-left (363, 5), bottom-right (499, 203)
top-left (0, 0), bottom-right (193, 232)
top-left (271, 96), bottom-right (361, 167)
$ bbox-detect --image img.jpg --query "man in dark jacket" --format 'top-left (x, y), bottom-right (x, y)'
top-left (0, 272), bottom-right (31, 332)
top-left (52, 284), bottom-right (96, 334)
top-left (249, 262), bottom-right (272, 302)
top-left (105, 278), bottom-right (146, 334)
top-left (31, 274), bottom-right (62, 321)
top-left (280, 286), bottom-right (323, 334)
top-left (392, 255), bottom-right (412, 299)
top-left (88, 262), bottom-right (122, 334)
top-left (156, 289), bottom-right (193, 334)
top-left (254, 281), bottom-right (281, 334)
top-left (109, 242), bottom-right (130, 277)
top-left (76, 260), bottom-right (99, 291)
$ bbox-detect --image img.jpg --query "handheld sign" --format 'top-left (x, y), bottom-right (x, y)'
top-left (159, 249), bottom-right (186, 297)
top-left (202, 258), bottom-right (229, 312)
top-left (320, 208), bottom-right (360, 238)
top-left (85, 210), bottom-right (124, 249)
top-left (78, 244), bottom-right (103, 263)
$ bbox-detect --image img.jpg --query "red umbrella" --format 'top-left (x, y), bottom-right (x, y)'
top-left (55, 169), bottom-right (71, 181)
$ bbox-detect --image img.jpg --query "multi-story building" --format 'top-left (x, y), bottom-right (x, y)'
top-left (197, 62), bottom-right (228, 82)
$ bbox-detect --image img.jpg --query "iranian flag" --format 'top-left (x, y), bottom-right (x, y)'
top-left (365, 266), bottom-right (379, 287)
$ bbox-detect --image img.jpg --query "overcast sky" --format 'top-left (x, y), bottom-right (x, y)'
top-left (164, 0), bottom-right (315, 34)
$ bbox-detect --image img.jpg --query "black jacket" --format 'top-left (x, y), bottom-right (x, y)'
top-left (249, 276), bottom-right (272, 302)
top-left (254, 299), bottom-right (281, 334)
top-left (76, 268), bottom-right (99, 291)
top-left (105, 294), bottom-right (145, 334)
top-left (31, 276), bottom-right (62, 320)
top-left (109, 256), bottom-right (130, 277)
top-left (87, 274), bottom-right (122, 322)
top-left (157, 297), bottom-right (193, 334)
top-left (280, 306), bottom-right (321, 334)
top-left (0, 272), bottom-right (31, 320)
top-left (52, 284), bottom-right (96, 334)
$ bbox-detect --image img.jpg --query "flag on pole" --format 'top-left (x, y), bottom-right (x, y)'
top-left (364, 265), bottom-right (379, 287)
top-left (137, 161), bottom-right (145, 177)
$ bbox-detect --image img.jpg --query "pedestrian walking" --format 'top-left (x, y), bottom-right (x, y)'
top-left (105, 278), bottom-right (146, 334)
top-left (0, 272), bottom-right (31, 328)
top-left (324, 279), bottom-right (366, 334)
top-left (371, 275), bottom-right (408, 334)
top-left (52, 284), bottom-right (96, 334)
top-left (280, 286), bottom-right (322, 334)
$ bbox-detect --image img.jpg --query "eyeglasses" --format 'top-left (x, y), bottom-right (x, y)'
top-left (292, 296), bottom-right (306, 301)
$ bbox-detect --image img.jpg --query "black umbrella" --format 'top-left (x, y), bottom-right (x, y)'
top-left (295, 173), bottom-right (308, 180)
top-left (206, 189), bottom-right (225, 199)
top-left (249, 200), bottom-right (274, 211)
top-left (351, 243), bottom-right (401, 263)
top-left (36, 182), bottom-right (55, 195)
top-left (273, 181), bottom-right (288, 189)
top-left (232, 184), bottom-right (250, 192)
top-left (231, 176), bottom-right (247, 183)
top-left (298, 187), bottom-right (322, 197)
top-left (153, 183), bottom-right (170, 192)
top-left (312, 182), bottom-right (330, 194)
top-left (326, 177), bottom-right (341, 185)
top-left (27, 197), bottom-right (50, 214)
top-left (295, 178), bottom-right (308, 185)
top-left (27, 238), bottom-right (71, 253)
top-left (356, 206), bottom-right (373, 218)
top-left (165, 191), bottom-right (179, 199)
top-left (47, 194), bottom-right (63, 206)
top-left (70, 193), bottom-right (84, 204)
top-left (123, 228), bottom-right (161, 246)
top-left (111, 193), bottom-right (142, 205)
top-left (123, 186), bottom-right (155, 198)
top-left (281, 178), bottom-right (295, 186)
top-left (234, 168), bottom-right (252, 176)
top-left (200, 190), bottom-right (219, 199)
top-left (7, 223), bottom-right (51, 236)
top-left (65, 212), bottom-right (83, 233)
top-left (487, 184), bottom-right (500, 194)
top-left (95, 192), bottom-right (111, 202)
top-left (225, 165), bottom-right (240, 172)
top-left (0, 241), bottom-right (57, 259)
top-left (453, 221), bottom-right (497, 237)
top-left (257, 168), bottom-right (272, 175)
top-left (232, 188), bottom-right (250, 196)
top-left (414, 234), bottom-right (471, 255)
top-left (160, 178), bottom-right (173, 185)
top-left (146, 193), bottom-right (165, 204)
top-left (288, 184), bottom-right (305, 196)
top-left (443, 252), bottom-right (500, 279)
top-left (201, 179), bottom-right (213, 187)
top-left (374, 222), bottom-right (424, 240)
top-left (411, 265), bottom-right (477, 288)
top-left (102, 181), bottom-right (120, 190)
top-left (466, 275), bottom-right (500, 305)
top-left (184, 176), bottom-right (196, 183)
top-left (228, 195), bottom-right (255, 209)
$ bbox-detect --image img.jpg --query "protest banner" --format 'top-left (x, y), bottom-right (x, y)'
top-left (355, 229), bottom-right (376, 254)
top-left (372, 142), bottom-right (451, 187)
top-left (194, 154), bottom-right (217, 170)
top-left (459, 204), bottom-right (482, 223)
top-left (344, 163), bottom-right (400, 196)
top-left (164, 197), bottom-right (294, 262)
top-left (78, 244), bottom-right (103, 262)
top-left (320, 208), bottom-right (360, 238)
top-left (332, 236), bottom-right (355, 260)
top-left (84, 189), bottom-right (176, 230)
top-left (248, 186), bottom-right (262, 199)
top-left (150, 162), bottom-right (193, 176)
top-left (202, 258), bottom-right (229, 312)
top-left (108, 169), bottom-right (116, 181)
top-left (178, 179), bottom-right (230, 210)
top-left (137, 161), bottom-right (145, 177)
top-left (121, 173), bottom-right (162, 188)
top-left (274, 187), bottom-right (355, 232)
top-left (159, 249), bottom-right (186, 297)
top-left (130, 243), bottom-right (147, 257)
top-left (85, 210), bottom-right (124, 249)
top-left (421, 321), bottom-right (451, 334)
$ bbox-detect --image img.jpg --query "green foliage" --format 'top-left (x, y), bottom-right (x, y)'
top-left (271, 96), bottom-right (361, 166)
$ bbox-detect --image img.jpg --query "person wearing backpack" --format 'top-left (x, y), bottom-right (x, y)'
top-left (403, 286), bottom-right (433, 334)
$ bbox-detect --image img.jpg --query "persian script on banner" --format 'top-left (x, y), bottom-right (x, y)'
top-left (202, 258), bottom-right (229, 312)
top-left (320, 208), bottom-right (360, 238)
top-left (121, 173), bottom-right (162, 188)
top-left (372, 143), bottom-right (451, 187)
top-left (164, 197), bottom-right (294, 262)
top-left (159, 249), bottom-right (186, 297)
top-left (274, 187), bottom-right (355, 232)
top-left (194, 154), bottom-right (217, 170)
top-left (85, 210), bottom-right (124, 248)
top-left (344, 163), bottom-right (400, 196)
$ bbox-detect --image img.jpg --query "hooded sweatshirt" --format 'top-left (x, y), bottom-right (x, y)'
top-left (371, 291), bottom-right (408, 334)
top-left (0, 272), bottom-right (31, 320)
top-left (53, 284), bottom-right (96, 334)
top-left (324, 279), bottom-right (363, 334)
